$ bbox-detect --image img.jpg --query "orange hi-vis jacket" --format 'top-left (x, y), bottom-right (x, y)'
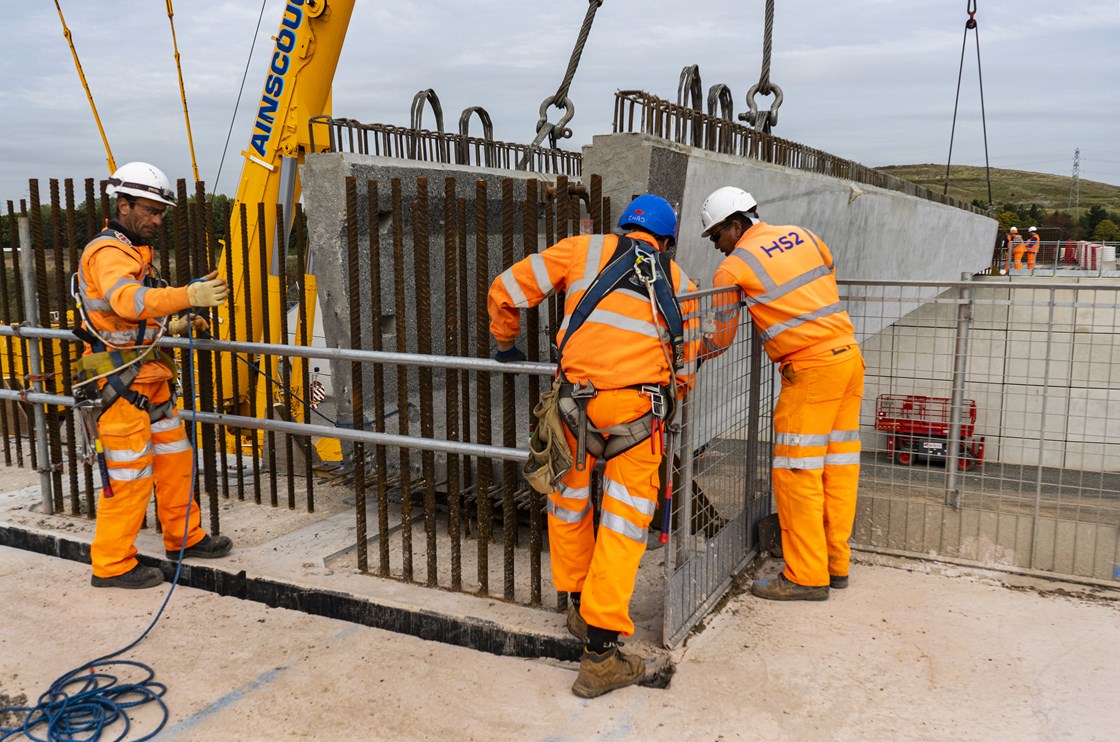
top-left (78, 224), bottom-right (191, 384)
top-left (710, 222), bottom-right (856, 363)
top-left (488, 232), bottom-right (698, 390)
top-left (1023, 232), bottom-right (1040, 252)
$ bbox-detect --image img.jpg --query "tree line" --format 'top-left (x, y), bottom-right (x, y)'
top-left (986, 201), bottom-right (1120, 243)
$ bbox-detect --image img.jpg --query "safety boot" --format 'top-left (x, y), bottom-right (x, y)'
top-left (829, 574), bottom-right (849, 590)
top-left (566, 603), bottom-right (588, 641)
top-left (91, 563), bottom-right (164, 590)
top-left (168, 533), bottom-right (233, 560)
top-left (750, 573), bottom-right (829, 601)
top-left (571, 646), bottom-right (645, 698)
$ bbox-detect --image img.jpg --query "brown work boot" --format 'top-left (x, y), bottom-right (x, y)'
top-left (572, 646), bottom-right (645, 698)
top-left (750, 573), bottom-right (829, 601)
top-left (167, 533), bottom-right (233, 560)
top-left (566, 603), bottom-right (588, 641)
top-left (829, 574), bottom-right (849, 589)
top-left (91, 563), bottom-right (164, 590)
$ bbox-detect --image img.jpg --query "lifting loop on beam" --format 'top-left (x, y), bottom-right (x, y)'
top-left (457, 106), bottom-right (495, 167)
top-left (409, 88), bottom-right (447, 162)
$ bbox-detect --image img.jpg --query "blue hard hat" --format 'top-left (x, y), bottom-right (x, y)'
top-left (618, 194), bottom-right (678, 246)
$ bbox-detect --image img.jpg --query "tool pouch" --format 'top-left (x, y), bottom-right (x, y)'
top-left (522, 376), bottom-right (575, 494)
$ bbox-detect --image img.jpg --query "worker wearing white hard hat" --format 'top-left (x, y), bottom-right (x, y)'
top-left (698, 186), bottom-right (864, 602)
top-left (1023, 226), bottom-right (1040, 269)
top-left (78, 162), bottom-right (234, 589)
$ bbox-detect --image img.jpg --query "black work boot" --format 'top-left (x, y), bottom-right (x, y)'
top-left (829, 574), bottom-right (849, 589)
top-left (750, 573), bottom-right (829, 601)
top-left (572, 645), bottom-right (645, 698)
top-left (91, 563), bottom-right (164, 590)
top-left (168, 533), bottom-right (233, 560)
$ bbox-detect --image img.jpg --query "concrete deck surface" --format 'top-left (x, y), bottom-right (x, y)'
top-left (2, 470), bottom-right (1119, 740)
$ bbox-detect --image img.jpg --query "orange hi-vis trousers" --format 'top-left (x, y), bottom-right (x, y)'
top-left (90, 379), bottom-right (204, 578)
top-left (547, 389), bottom-right (660, 637)
top-left (772, 346), bottom-right (865, 588)
top-left (1012, 245), bottom-right (1026, 269)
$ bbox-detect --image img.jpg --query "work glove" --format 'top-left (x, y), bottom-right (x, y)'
top-left (186, 270), bottom-right (229, 307)
top-left (167, 314), bottom-right (210, 337)
top-left (494, 346), bottom-right (527, 363)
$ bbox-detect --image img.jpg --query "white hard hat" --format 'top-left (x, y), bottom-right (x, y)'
top-left (107, 162), bottom-right (176, 206)
top-left (1028, 226), bottom-right (1037, 232)
top-left (700, 186), bottom-right (758, 237)
top-left (1009, 227), bottom-right (1018, 232)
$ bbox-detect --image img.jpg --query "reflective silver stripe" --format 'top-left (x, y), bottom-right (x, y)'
top-left (154, 439), bottom-right (192, 455)
top-left (558, 483), bottom-right (590, 501)
top-left (82, 297), bottom-right (113, 312)
top-left (599, 511), bottom-right (646, 543)
top-left (151, 417), bottom-right (181, 433)
top-left (547, 498), bottom-right (591, 523)
top-left (528, 254), bottom-right (553, 296)
top-left (804, 230), bottom-right (829, 264)
top-left (604, 478), bottom-right (656, 517)
top-left (730, 248), bottom-right (833, 305)
top-left (676, 266), bottom-right (691, 291)
top-left (758, 264), bottom-right (833, 304)
top-left (774, 432), bottom-right (830, 448)
top-left (773, 456), bottom-right (825, 470)
top-left (731, 247), bottom-right (777, 294)
top-left (683, 327), bottom-right (703, 342)
top-left (500, 268), bottom-right (529, 309)
top-left (824, 452), bottom-right (861, 465)
top-left (102, 328), bottom-right (142, 345)
top-left (585, 309), bottom-right (660, 339)
top-left (760, 302), bottom-right (844, 343)
top-left (106, 276), bottom-right (141, 304)
top-left (829, 429), bottom-right (861, 443)
top-left (714, 305), bottom-right (740, 322)
top-left (104, 443), bottom-right (151, 463)
top-left (107, 464), bottom-right (154, 482)
top-left (583, 235), bottom-right (606, 281)
top-left (132, 285), bottom-right (150, 316)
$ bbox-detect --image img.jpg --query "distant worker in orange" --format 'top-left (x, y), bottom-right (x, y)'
top-left (1023, 226), bottom-right (1040, 269)
top-left (1005, 226), bottom-right (1024, 273)
top-left (488, 195), bottom-right (696, 697)
top-left (76, 161), bottom-right (233, 590)
top-left (698, 186), bottom-right (864, 602)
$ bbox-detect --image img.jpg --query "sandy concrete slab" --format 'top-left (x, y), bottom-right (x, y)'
top-left (2, 545), bottom-right (1118, 741)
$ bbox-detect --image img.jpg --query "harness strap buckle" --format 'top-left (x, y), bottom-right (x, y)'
top-left (639, 384), bottom-right (667, 419)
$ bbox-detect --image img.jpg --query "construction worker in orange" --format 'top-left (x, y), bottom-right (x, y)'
top-left (699, 186), bottom-right (864, 602)
top-left (488, 195), bottom-right (696, 697)
top-left (75, 162), bottom-right (233, 590)
top-left (1023, 226), bottom-right (1041, 269)
top-left (1005, 226), bottom-right (1024, 273)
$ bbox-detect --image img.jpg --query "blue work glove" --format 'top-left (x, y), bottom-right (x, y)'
top-left (494, 346), bottom-right (527, 363)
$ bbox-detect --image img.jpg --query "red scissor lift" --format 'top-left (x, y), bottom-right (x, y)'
top-left (875, 394), bottom-right (985, 470)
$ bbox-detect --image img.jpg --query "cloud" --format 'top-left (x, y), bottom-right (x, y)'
top-left (2, 0), bottom-right (1118, 204)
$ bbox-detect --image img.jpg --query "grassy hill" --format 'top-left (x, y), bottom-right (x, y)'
top-left (877, 164), bottom-right (1120, 213)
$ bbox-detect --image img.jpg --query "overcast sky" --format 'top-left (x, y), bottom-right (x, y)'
top-left (2, 0), bottom-right (1118, 204)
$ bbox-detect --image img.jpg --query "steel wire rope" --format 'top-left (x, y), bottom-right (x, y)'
top-left (0, 318), bottom-right (211, 742)
top-left (740, 0), bottom-right (783, 132)
top-left (213, 0), bottom-right (269, 196)
top-left (518, 0), bottom-right (604, 169)
top-left (943, 0), bottom-right (993, 207)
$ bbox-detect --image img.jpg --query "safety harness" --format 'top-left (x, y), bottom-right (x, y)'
top-left (556, 236), bottom-right (684, 470)
top-left (71, 228), bottom-right (179, 424)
